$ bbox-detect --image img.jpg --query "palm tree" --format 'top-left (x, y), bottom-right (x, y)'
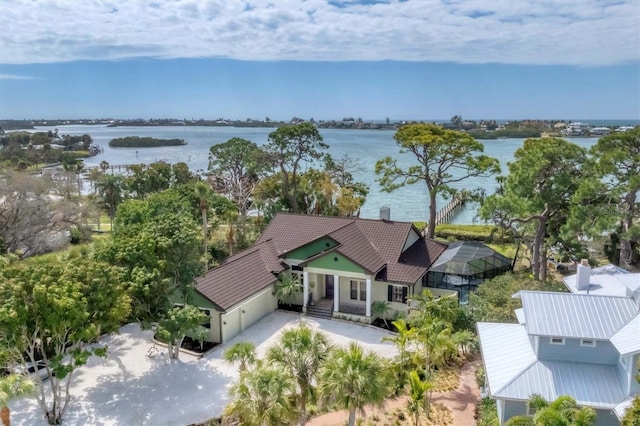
top-left (406, 370), bottom-right (432, 426)
top-left (0, 374), bottom-right (34, 426)
top-left (504, 394), bottom-right (596, 426)
top-left (318, 342), bottom-right (391, 426)
top-left (267, 323), bottom-right (331, 425)
top-left (223, 342), bottom-right (257, 373)
top-left (382, 318), bottom-right (415, 388)
top-left (194, 181), bottom-right (212, 269)
top-left (96, 174), bottom-right (124, 230)
top-left (225, 362), bottom-right (297, 426)
top-left (274, 273), bottom-right (302, 307)
top-left (371, 300), bottom-right (391, 328)
top-left (414, 318), bottom-right (455, 416)
top-left (452, 329), bottom-right (477, 357)
top-left (99, 160), bottom-right (110, 173)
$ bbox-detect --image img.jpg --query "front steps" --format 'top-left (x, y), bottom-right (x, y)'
top-left (305, 303), bottom-right (333, 320)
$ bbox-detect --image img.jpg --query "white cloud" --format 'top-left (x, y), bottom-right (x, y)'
top-left (0, 0), bottom-right (637, 66)
top-left (0, 74), bottom-right (40, 80)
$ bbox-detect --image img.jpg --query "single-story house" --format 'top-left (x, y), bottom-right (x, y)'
top-left (183, 211), bottom-right (511, 344)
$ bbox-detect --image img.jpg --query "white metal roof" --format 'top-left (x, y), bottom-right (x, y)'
top-left (563, 264), bottom-right (638, 297)
top-left (477, 322), bottom-right (536, 396)
top-left (514, 308), bottom-right (526, 325)
top-left (496, 360), bottom-right (627, 409)
top-left (520, 291), bottom-right (638, 339)
top-left (611, 314), bottom-right (640, 355)
top-left (614, 396), bottom-right (636, 420)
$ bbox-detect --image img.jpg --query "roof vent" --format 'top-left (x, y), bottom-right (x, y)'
top-left (576, 259), bottom-right (591, 291)
top-left (380, 206), bottom-right (391, 221)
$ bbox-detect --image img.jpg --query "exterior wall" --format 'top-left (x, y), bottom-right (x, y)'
top-left (286, 237), bottom-right (337, 260)
top-left (338, 275), bottom-right (367, 308)
top-left (537, 338), bottom-right (619, 365)
top-left (502, 400), bottom-right (527, 424)
top-left (372, 280), bottom-right (410, 317)
top-left (209, 311), bottom-right (222, 343)
top-left (593, 409), bottom-right (620, 426)
top-left (428, 287), bottom-right (458, 299)
top-left (221, 307), bottom-right (242, 343)
top-left (221, 287), bottom-right (278, 343)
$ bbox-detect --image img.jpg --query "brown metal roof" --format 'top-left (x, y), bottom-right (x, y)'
top-left (194, 240), bottom-right (285, 310)
top-left (196, 213), bottom-right (448, 309)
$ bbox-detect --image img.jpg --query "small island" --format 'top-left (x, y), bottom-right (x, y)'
top-left (108, 136), bottom-right (187, 148)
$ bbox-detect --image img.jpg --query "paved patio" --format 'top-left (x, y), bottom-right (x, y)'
top-left (9, 311), bottom-right (397, 426)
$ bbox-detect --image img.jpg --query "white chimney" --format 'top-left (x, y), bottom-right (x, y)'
top-left (380, 206), bottom-right (391, 221)
top-left (575, 259), bottom-right (591, 291)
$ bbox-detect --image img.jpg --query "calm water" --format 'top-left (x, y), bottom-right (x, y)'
top-left (33, 125), bottom-right (599, 224)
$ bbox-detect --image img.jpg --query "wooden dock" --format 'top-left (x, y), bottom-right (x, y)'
top-left (434, 193), bottom-right (467, 225)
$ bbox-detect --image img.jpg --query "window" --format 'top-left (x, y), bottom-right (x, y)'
top-left (550, 337), bottom-right (565, 345)
top-left (350, 281), bottom-right (358, 300)
top-left (199, 308), bottom-right (211, 329)
top-left (580, 339), bottom-right (596, 347)
top-left (350, 280), bottom-right (366, 301)
top-left (388, 285), bottom-right (408, 303)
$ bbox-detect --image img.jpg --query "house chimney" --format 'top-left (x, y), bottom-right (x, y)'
top-left (575, 259), bottom-right (591, 291)
top-left (380, 206), bottom-right (391, 221)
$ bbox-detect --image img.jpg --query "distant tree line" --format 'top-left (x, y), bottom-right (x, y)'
top-left (0, 129), bottom-right (99, 170)
top-left (108, 136), bottom-right (187, 147)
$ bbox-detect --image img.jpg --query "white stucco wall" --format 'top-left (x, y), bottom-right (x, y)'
top-left (221, 286), bottom-right (278, 343)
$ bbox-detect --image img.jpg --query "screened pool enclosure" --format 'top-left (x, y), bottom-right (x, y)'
top-left (424, 241), bottom-right (512, 303)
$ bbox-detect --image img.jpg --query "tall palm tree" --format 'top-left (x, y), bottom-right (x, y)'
top-left (225, 363), bottom-right (297, 426)
top-left (267, 323), bottom-right (331, 426)
top-left (223, 342), bottom-right (257, 373)
top-left (318, 342), bottom-right (391, 426)
top-left (415, 318), bottom-right (455, 416)
top-left (0, 374), bottom-right (34, 426)
top-left (96, 174), bottom-right (124, 230)
top-left (382, 318), bottom-right (415, 387)
top-left (194, 181), bottom-right (212, 269)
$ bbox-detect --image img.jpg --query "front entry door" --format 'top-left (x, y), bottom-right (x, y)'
top-left (325, 275), bottom-right (334, 298)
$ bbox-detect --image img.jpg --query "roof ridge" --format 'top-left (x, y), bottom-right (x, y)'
top-left (520, 289), bottom-right (632, 299)
top-left (273, 211), bottom-right (416, 225)
top-left (610, 311), bottom-right (640, 337)
top-left (494, 357), bottom-right (539, 396)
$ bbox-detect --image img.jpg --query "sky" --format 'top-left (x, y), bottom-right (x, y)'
top-left (0, 0), bottom-right (639, 121)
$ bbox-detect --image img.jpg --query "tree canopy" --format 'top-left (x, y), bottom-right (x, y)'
top-left (376, 123), bottom-right (500, 238)
top-left (480, 138), bottom-right (588, 280)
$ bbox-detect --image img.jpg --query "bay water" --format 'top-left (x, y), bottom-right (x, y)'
top-left (34, 125), bottom-right (599, 224)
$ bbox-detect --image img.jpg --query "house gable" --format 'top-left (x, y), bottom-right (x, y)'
top-left (284, 236), bottom-right (339, 261)
top-left (306, 252), bottom-right (366, 274)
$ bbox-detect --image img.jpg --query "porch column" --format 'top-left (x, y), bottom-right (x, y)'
top-left (303, 271), bottom-right (310, 310)
top-left (365, 278), bottom-right (372, 317)
top-left (333, 274), bottom-right (339, 311)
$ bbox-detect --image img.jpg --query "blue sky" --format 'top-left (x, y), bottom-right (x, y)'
top-left (1, 0), bottom-right (639, 121)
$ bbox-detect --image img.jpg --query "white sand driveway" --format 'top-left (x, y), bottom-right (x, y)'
top-left (10, 311), bottom-right (397, 426)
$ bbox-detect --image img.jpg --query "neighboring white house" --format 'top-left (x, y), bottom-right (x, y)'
top-left (477, 261), bottom-right (640, 425)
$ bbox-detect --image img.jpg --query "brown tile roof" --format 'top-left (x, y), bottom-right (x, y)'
top-left (194, 239), bottom-right (285, 310)
top-left (195, 213), bottom-right (447, 309)
top-left (259, 213), bottom-right (447, 284)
